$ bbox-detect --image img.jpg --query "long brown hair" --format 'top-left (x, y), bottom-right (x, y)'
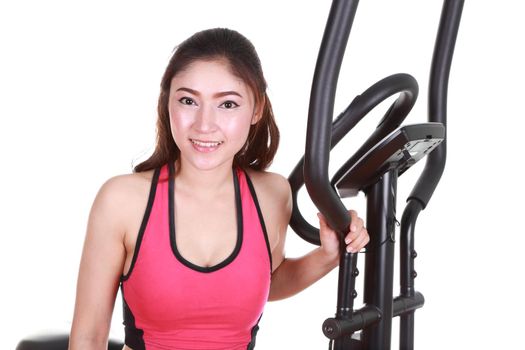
top-left (133, 28), bottom-right (279, 174)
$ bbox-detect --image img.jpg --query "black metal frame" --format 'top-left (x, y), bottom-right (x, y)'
top-left (288, 0), bottom-right (464, 349)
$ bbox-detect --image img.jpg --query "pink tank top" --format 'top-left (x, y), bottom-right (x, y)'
top-left (120, 162), bottom-right (272, 350)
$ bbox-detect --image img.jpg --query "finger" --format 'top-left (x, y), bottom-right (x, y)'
top-left (348, 210), bottom-right (358, 232)
top-left (345, 232), bottom-right (361, 253)
top-left (348, 229), bottom-right (370, 252)
top-left (357, 217), bottom-right (364, 230)
top-left (344, 230), bottom-right (359, 244)
top-left (317, 212), bottom-right (329, 229)
top-left (345, 217), bottom-right (365, 239)
top-left (347, 237), bottom-right (366, 253)
top-left (348, 211), bottom-right (365, 233)
top-left (345, 225), bottom-right (367, 246)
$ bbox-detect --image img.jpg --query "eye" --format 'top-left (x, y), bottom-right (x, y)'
top-left (220, 100), bottom-right (239, 109)
top-left (179, 97), bottom-right (196, 106)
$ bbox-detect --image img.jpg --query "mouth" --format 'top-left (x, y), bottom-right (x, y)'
top-left (189, 138), bottom-right (224, 152)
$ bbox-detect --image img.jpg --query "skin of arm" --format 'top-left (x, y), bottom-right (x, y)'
top-left (69, 177), bottom-right (129, 350)
top-left (255, 172), bottom-right (368, 302)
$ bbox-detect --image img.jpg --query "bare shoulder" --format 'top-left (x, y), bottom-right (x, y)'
top-left (245, 169), bottom-right (292, 254)
top-left (90, 169), bottom-right (156, 234)
top-left (96, 170), bottom-right (154, 206)
top-left (245, 169), bottom-right (291, 205)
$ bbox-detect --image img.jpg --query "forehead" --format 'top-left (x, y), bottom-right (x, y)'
top-left (170, 59), bottom-right (251, 95)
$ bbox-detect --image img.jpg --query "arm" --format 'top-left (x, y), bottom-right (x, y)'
top-left (247, 170), bottom-right (368, 301)
top-left (268, 180), bottom-right (369, 302)
top-left (268, 245), bottom-right (339, 301)
top-left (69, 177), bottom-right (128, 350)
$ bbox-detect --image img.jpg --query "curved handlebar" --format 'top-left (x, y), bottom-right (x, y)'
top-left (302, 0), bottom-right (358, 237)
top-left (331, 74), bottom-right (418, 186)
top-left (407, 0), bottom-right (464, 209)
top-left (289, 74), bottom-right (418, 244)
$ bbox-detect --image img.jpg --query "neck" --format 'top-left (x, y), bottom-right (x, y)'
top-left (174, 159), bottom-right (235, 196)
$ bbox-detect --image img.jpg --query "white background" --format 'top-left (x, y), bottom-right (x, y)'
top-left (1, 0), bottom-right (524, 349)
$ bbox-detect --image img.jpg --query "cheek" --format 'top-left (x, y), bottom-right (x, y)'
top-left (168, 110), bottom-right (192, 142)
top-left (224, 116), bottom-right (252, 143)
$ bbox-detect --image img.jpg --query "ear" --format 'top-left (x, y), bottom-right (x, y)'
top-left (251, 111), bottom-right (262, 125)
top-left (251, 96), bottom-right (265, 125)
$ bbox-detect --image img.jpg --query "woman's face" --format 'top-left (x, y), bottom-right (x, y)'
top-left (168, 59), bottom-right (258, 172)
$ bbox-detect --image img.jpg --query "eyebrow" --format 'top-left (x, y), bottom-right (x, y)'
top-left (176, 87), bottom-right (243, 99)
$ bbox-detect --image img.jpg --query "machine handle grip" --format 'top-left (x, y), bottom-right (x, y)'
top-left (303, 0), bottom-right (358, 235)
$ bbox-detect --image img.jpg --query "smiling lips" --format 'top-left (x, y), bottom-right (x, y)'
top-left (190, 138), bottom-right (224, 152)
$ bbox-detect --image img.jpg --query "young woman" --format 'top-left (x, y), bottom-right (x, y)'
top-left (69, 28), bottom-right (369, 350)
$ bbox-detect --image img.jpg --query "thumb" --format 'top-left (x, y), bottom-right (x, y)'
top-left (317, 213), bottom-right (326, 232)
top-left (317, 213), bottom-right (334, 237)
top-left (317, 212), bottom-right (327, 228)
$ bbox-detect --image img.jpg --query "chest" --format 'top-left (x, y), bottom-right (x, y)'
top-left (122, 170), bottom-right (280, 275)
top-left (121, 169), bottom-right (273, 331)
top-left (173, 193), bottom-right (239, 268)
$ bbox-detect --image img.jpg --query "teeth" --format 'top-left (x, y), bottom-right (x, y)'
top-left (190, 139), bottom-right (223, 147)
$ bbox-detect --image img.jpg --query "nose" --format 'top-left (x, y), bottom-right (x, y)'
top-left (194, 104), bottom-right (217, 133)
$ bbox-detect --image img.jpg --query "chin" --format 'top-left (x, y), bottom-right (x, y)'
top-left (182, 156), bottom-right (234, 172)
top-left (179, 145), bottom-right (241, 172)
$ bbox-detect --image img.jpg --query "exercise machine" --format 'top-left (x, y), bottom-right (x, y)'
top-left (288, 0), bottom-right (463, 349)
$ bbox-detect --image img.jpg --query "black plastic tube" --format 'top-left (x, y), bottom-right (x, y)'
top-left (407, 0), bottom-right (464, 208)
top-left (303, 0), bottom-right (358, 235)
top-left (399, 199), bottom-right (423, 350)
top-left (393, 293), bottom-right (425, 317)
top-left (323, 305), bottom-right (382, 340)
top-left (400, 200), bottom-right (423, 297)
top-left (400, 2), bottom-right (464, 349)
top-left (361, 169), bottom-right (398, 350)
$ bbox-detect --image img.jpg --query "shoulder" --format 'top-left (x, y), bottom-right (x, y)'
top-left (244, 169), bottom-right (292, 238)
top-left (244, 169), bottom-right (291, 198)
top-left (244, 170), bottom-right (291, 268)
top-left (97, 169), bottom-right (155, 204)
top-left (245, 169), bottom-right (291, 209)
top-left (90, 169), bottom-right (156, 229)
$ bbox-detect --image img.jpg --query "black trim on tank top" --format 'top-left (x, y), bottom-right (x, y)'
top-left (121, 285), bottom-right (146, 350)
top-left (121, 167), bottom-right (161, 281)
top-left (246, 313), bottom-right (264, 350)
top-left (168, 162), bottom-right (243, 273)
top-left (243, 171), bottom-right (273, 273)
